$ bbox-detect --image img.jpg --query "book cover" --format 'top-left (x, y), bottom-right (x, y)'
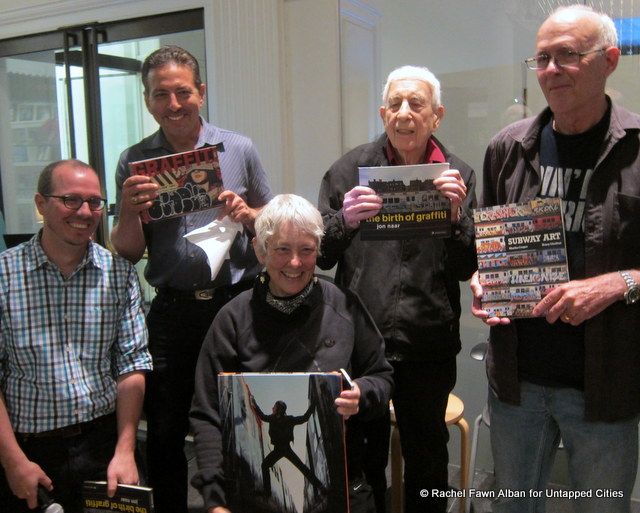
top-left (82, 481), bottom-right (153, 513)
top-left (128, 143), bottom-right (224, 222)
top-left (358, 163), bottom-right (451, 240)
top-left (473, 197), bottom-right (570, 318)
top-left (218, 372), bottom-right (348, 513)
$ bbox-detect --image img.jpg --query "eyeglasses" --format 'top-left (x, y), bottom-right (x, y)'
top-left (524, 48), bottom-right (606, 70)
top-left (43, 194), bottom-right (107, 211)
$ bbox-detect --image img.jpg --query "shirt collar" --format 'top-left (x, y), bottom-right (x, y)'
top-left (385, 136), bottom-right (446, 165)
top-left (26, 230), bottom-right (102, 273)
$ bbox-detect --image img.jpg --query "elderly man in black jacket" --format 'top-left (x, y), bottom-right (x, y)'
top-left (318, 65), bottom-right (477, 513)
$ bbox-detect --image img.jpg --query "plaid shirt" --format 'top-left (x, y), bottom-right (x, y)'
top-left (0, 234), bottom-right (152, 433)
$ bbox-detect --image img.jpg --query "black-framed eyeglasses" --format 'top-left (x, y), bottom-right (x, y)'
top-left (524, 48), bottom-right (606, 70)
top-left (43, 194), bottom-right (107, 211)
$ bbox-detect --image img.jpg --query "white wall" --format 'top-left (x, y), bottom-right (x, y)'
top-left (283, 0), bottom-right (342, 202)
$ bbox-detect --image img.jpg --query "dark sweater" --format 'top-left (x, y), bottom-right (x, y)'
top-left (189, 276), bottom-right (393, 510)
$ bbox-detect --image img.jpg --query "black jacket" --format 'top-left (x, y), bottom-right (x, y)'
top-left (317, 134), bottom-right (477, 361)
top-left (189, 276), bottom-right (393, 510)
top-left (482, 100), bottom-right (640, 421)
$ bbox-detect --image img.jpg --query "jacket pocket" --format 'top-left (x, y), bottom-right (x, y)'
top-left (613, 192), bottom-right (640, 268)
top-left (615, 192), bottom-right (640, 245)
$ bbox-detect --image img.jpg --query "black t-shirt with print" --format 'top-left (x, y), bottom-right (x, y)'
top-left (515, 108), bottom-right (610, 390)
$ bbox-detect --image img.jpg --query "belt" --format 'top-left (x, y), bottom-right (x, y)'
top-left (157, 280), bottom-right (253, 302)
top-left (16, 413), bottom-right (116, 440)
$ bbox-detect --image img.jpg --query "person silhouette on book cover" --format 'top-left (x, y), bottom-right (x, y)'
top-left (249, 394), bottom-right (325, 496)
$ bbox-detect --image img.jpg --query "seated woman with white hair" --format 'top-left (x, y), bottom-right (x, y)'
top-left (190, 193), bottom-right (393, 513)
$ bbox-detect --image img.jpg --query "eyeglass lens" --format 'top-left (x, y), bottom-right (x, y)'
top-left (64, 195), bottom-right (105, 211)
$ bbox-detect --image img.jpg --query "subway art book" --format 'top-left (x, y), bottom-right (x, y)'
top-left (473, 197), bottom-right (570, 318)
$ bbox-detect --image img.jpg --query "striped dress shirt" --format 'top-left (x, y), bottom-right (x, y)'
top-left (114, 118), bottom-right (272, 290)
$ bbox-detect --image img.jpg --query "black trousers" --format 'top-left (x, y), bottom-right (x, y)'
top-left (0, 414), bottom-right (117, 513)
top-left (144, 283), bottom-right (250, 513)
top-left (392, 358), bottom-right (457, 513)
top-left (351, 411), bottom-right (391, 513)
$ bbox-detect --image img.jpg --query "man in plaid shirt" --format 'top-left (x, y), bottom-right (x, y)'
top-left (0, 159), bottom-right (152, 513)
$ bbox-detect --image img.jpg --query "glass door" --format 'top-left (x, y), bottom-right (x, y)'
top-left (0, 9), bottom-right (205, 248)
top-left (0, 44), bottom-right (64, 243)
top-left (96, 30), bottom-right (208, 235)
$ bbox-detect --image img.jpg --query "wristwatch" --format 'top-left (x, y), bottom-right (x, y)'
top-left (619, 270), bottom-right (640, 305)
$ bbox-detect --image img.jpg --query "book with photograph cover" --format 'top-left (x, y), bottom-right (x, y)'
top-left (473, 197), bottom-right (570, 318)
top-left (128, 143), bottom-right (224, 222)
top-left (358, 163), bottom-right (451, 240)
top-left (82, 481), bottom-right (153, 513)
top-left (218, 372), bottom-right (348, 513)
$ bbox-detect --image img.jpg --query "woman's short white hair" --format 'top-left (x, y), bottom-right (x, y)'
top-left (381, 65), bottom-right (442, 110)
top-left (254, 194), bottom-right (325, 255)
top-left (551, 5), bottom-right (618, 48)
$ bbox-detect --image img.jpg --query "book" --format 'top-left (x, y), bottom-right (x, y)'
top-left (82, 481), bottom-right (154, 513)
top-left (473, 197), bottom-right (570, 318)
top-left (358, 163), bottom-right (451, 240)
top-left (218, 372), bottom-right (348, 513)
top-left (128, 143), bottom-right (224, 222)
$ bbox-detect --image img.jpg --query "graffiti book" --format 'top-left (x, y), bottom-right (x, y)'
top-left (128, 143), bottom-right (224, 222)
top-left (82, 481), bottom-right (153, 513)
top-left (358, 163), bottom-right (451, 240)
top-left (473, 197), bottom-right (570, 318)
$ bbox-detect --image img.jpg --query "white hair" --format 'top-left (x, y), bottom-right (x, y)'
top-left (253, 194), bottom-right (324, 256)
top-left (550, 4), bottom-right (618, 48)
top-left (381, 65), bottom-right (442, 109)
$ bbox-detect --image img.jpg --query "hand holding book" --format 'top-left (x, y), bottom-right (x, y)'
top-left (530, 272), bottom-right (627, 326)
top-left (120, 175), bottom-right (160, 218)
top-left (216, 190), bottom-right (260, 232)
top-left (342, 186), bottom-right (382, 230)
top-left (335, 369), bottom-right (360, 419)
top-left (470, 270), bottom-right (512, 326)
top-left (432, 168), bottom-right (467, 223)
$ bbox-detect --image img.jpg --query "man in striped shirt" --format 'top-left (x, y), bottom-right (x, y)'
top-left (0, 159), bottom-right (152, 513)
top-left (111, 46), bottom-right (271, 513)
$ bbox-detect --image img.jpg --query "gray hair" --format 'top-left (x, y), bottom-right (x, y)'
top-left (381, 65), bottom-right (442, 110)
top-left (550, 5), bottom-right (618, 48)
top-left (253, 194), bottom-right (324, 256)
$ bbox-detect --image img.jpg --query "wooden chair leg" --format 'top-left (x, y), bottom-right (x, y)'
top-left (391, 424), bottom-right (403, 513)
top-left (456, 418), bottom-right (470, 513)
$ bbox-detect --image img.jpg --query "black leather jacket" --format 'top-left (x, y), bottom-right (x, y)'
top-left (317, 134), bottom-right (477, 361)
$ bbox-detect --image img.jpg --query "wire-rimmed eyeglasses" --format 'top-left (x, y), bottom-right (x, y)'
top-left (524, 48), bottom-right (606, 70)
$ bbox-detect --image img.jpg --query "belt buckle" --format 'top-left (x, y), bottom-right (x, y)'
top-left (194, 289), bottom-right (214, 300)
